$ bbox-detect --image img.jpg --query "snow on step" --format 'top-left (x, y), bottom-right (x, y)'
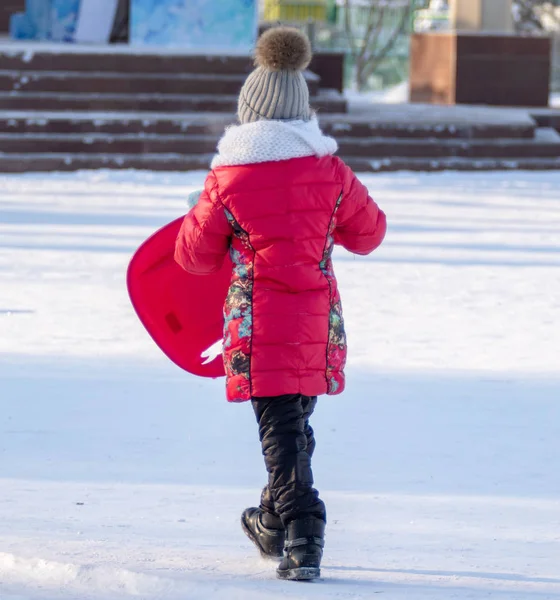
top-left (0, 110), bottom-right (234, 123)
top-left (0, 69), bottom-right (248, 81)
top-left (0, 41), bottom-right (253, 57)
top-left (0, 91), bottom-right (241, 101)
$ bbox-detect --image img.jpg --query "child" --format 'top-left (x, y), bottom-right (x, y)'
top-left (174, 27), bottom-right (386, 581)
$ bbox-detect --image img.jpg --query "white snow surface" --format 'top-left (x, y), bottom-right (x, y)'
top-left (0, 169), bottom-right (559, 600)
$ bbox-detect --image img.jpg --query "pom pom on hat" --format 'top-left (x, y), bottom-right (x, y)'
top-left (255, 27), bottom-right (312, 72)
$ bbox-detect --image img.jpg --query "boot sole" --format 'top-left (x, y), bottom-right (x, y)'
top-left (240, 514), bottom-right (283, 561)
top-left (277, 567), bottom-right (321, 581)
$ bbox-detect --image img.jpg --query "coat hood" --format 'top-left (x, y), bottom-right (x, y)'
top-left (211, 117), bottom-right (338, 168)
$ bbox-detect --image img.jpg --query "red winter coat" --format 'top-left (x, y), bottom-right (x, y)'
top-left (175, 155), bottom-right (386, 402)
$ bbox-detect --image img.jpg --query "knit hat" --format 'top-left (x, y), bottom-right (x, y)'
top-left (238, 27), bottom-right (312, 124)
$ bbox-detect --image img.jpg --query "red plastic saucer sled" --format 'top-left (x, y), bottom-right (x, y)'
top-left (127, 217), bottom-right (231, 378)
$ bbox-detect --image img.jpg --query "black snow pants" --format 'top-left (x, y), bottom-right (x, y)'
top-left (251, 393), bottom-right (326, 526)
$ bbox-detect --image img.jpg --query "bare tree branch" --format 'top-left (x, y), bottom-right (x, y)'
top-left (363, 5), bottom-right (387, 61)
top-left (362, 2), bottom-right (414, 83)
top-left (342, 0), bottom-right (416, 90)
top-left (355, 4), bottom-right (387, 87)
top-left (343, 0), bottom-right (357, 60)
top-left (363, 3), bottom-right (386, 56)
top-left (513, 0), bottom-right (560, 33)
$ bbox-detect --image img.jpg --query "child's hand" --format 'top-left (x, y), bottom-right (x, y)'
top-left (187, 190), bottom-right (204, 210)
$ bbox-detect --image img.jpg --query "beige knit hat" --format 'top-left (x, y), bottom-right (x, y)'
top-left (238, 27), bottom-right (312, 124)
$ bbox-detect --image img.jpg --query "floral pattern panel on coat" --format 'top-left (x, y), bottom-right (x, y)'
top-left (222, 209), bottom-right (255, 402)
top-left (320, 193), bottom-right (347, 394)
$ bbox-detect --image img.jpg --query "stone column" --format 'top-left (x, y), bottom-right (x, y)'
top-left (411, 0), bottom-right (550, 106)
top-left (449, 0), bottom-right (513, 33)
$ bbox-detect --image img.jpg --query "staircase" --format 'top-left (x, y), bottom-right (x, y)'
top-left (333, 105), bottom-right (560, 172)
top-left (0, 48), bottom-right (345, 112)
top-left (0, 45), bottom-right (559, 173)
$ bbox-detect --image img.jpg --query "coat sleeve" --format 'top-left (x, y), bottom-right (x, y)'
top-left (333, 159), bottom-right (387, 256)
top-left (174, 172), bottom-right (232, 275)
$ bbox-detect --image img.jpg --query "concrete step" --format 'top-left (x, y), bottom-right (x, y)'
top-left (0, 110), bottom-right (536, 140)
top-left (0, 153), bottom-right (214, 173)
top-left (0, 48), bottom-right (254, 75)
top-left (322, 117), bottom-right (535, 140)
top-left (0, 132), bottom-right (219, 154)
top-left (0, 70), bottom-right (320, 97)
top-left (0, 111), bottom-right (233, 136)
top-left (343, 156), bottom-right (560, 173)
top-left (0, 90), bottom-right (346, 114)
top-left (530, 109), bottom-right (560, 134)
top-left (348, 101), bottom-right (539, 139)
top-left (0, 129), bottom-right (557, 159)
top-left (0, 152), bottom-right (558, 174)
top-left (337, 128), bottom-right (560, 159)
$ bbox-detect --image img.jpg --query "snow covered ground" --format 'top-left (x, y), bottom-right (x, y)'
top-left (1, 169), bottom-right (559, 600)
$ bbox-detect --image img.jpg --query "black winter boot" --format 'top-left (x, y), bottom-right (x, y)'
top-left (277, 516), bottom-right (325, 581)
top-left (241, 507), bottom-right (285, 560)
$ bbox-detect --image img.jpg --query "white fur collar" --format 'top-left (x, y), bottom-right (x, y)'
top-left (211, 117), bottom-right (338, 168)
